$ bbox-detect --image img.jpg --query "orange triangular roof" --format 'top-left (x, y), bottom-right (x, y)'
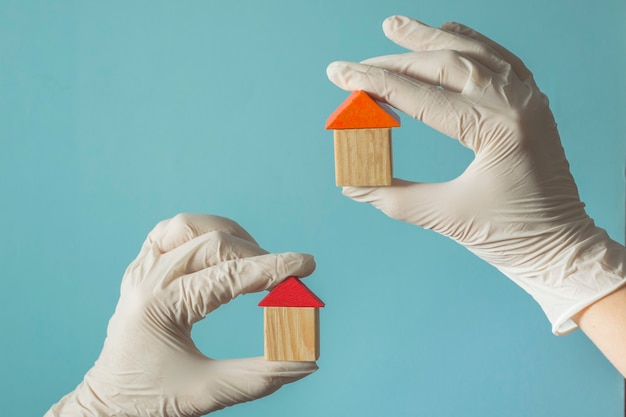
top-left (258, 276), bottom-right (325, 308)
top-left (325, 90), bottom-right (400, 130)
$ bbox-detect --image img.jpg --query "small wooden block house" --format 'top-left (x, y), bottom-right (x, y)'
top-left (325, 90), bottom-right (401, 187)
top-left (258, 276), bottom-right (325, 361)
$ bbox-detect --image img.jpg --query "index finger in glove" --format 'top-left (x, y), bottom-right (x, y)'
top-left (140, 213), bottom-right (259, 257)
top-left (146, 231), bottom-right (270, 288)
top-left (361, 50), bottom-right (494, 94)
top-left (171, 252), bottom-right (316, 323)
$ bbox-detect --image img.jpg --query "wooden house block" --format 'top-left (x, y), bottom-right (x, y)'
top-left (334, 128), bottom-right (392, 186)
top-left (258, 276), bottom-right (325, 362)
top-left (263, 307), bottom-right (320, 361)
top-left (326, 90), bottom-right (400, 187)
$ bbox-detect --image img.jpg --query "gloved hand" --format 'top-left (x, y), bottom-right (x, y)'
top-left (45, 213), bottom-right (317, 417)
top-left (326, 15), bottom-right (625, 334)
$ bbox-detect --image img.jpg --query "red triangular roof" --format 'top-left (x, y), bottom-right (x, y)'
top-left (325, 90), bottom-right (400, 130)
top-left (258, 276), bottom-right (325, 308)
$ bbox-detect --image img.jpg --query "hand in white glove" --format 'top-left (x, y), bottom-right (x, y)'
top-left (45, 213), bottom-right (317, 417)
top-left (326, 16), bottom-right (625, 335)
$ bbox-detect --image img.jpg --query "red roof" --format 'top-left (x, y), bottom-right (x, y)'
top-left (258, 276), bottom-right (325, 308)
top-left (325, 90), bottom-right (400, 130)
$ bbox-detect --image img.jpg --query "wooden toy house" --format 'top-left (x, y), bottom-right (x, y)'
top-left (258, 276), bottom-right (325, 361)
top-left (325, 90), bottom-right (401, 186)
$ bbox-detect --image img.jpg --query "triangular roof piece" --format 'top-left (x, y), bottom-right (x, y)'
top-left (258, 276), bottom-right (325, 308)
top-left (325, 90), bottom-right (400, 130)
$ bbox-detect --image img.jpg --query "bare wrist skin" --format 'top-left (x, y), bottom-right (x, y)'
top-left (572, 285), bottom-right (626, 377)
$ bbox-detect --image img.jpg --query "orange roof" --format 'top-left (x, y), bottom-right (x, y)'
top-left (258, 277), bottom-right (325, 308)
top-left (325, 90), bottom-right (400, 130)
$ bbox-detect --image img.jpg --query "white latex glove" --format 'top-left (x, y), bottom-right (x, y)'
top-left (45, 213), bottom-right (317, 417)
top-left (326, 16), bottom-right (625, 335)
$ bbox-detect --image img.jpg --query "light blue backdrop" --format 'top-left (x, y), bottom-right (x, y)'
top-left (1, 1), bottom-right (624, 416)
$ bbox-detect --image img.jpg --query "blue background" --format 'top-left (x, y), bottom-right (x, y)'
top-left (1, 1), bottom-right (624, 416)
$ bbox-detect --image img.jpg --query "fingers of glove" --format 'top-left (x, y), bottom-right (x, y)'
top-left (361, 50), bottom-right (493, 95)
top-left (326, 61), bottom-right (472, 142)
top-left (173, 252), bottom-right (316, 322)
top-left (382, 15), bottom-right (511, 76)
top-left (155, 231), bottom-right (270, 284)
top-left (441, 21), bottom-right (533, 82)
top-left (140, 213), bottom-right (259, 257)
top-left (192, 358), bottom-right (318, 413)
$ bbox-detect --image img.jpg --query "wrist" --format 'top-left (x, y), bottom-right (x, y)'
top-left (571, 285), bottom-right (626, 376)
top-left (547, 227), bottom-right (626, 335)
top-left (492, 221), bottom-right (626, 335)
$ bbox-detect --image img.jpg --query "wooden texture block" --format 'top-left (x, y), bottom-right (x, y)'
top-left (264, 307), bottom-right (320, 361)
top-left (334, 128), bottom-right (392, 186)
